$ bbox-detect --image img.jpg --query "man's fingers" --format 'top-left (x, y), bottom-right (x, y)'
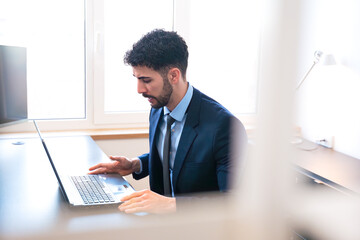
top-left (119, 204), bottom-right (147, 214)
top-left (109, 156), bottom-right (126, 161)
top-left (88, 168), bottom-right (106, 175)
top-left (120, 194), bottom-right (145, 208)
top-left (88, 163), bottom-right (104, 171)
top-left (118, 190), bottom-right (175, 214)
top-left (119, 198), bottom-right (148, 213)
top-left (120, 190), bottom-right (148, 202)
top-left (88, 163), bottom-right (108, 174)
top-left (88, 169), bottom-right (104, 175)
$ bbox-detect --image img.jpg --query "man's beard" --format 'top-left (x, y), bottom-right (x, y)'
top-left (143, 77), bottom-right (173, 109)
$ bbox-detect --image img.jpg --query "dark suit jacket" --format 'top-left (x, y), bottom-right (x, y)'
top-left (133, 87), bottom-right (247, 196)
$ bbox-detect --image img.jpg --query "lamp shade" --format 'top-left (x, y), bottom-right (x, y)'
top-left (319, 54), bottom-right (336, 65)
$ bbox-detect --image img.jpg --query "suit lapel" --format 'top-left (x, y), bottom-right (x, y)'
top-left (149, 108), bottom-right (163, 147)
top-left (148, 108), bottom-right (164, 193)
top-left (172, 89), bottom-right (201, 190)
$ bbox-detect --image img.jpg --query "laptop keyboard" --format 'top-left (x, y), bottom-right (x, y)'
top-left (71, 175), bottom-right (116, 204)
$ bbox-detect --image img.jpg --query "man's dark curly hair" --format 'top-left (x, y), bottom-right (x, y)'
top-left (124, 29), bottom-right (189, 79)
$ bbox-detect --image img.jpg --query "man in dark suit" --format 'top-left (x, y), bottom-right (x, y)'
top-left (89, 29), bottom-right (247, 214)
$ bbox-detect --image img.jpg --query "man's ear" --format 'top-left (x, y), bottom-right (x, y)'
top-left (168, 68), bottom-right (181, 84)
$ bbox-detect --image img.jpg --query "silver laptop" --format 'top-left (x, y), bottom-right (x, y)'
top-left (33, 120), bottom-right (134, 207)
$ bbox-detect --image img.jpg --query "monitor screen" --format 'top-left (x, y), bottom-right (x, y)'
top-left (0, 45), bottom-right (28, 127)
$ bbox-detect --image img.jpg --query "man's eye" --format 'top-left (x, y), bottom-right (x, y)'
top-left (143, 80), bottom-right (151, 83)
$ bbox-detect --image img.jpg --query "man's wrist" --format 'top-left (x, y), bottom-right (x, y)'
top-left (131, 158), bottom-right (141, 173)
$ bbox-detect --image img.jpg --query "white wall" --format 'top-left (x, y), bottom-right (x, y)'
top-left (95, 138), bottom-right (150, 191)
top-left (295, 0), bottom-right (360, 159)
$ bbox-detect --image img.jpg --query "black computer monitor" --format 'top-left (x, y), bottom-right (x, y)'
top-left (0, 45), bottom-right (28, 127)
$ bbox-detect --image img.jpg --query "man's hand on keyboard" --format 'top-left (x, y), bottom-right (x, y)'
top-left (88, 156), bottom-right (140, 176)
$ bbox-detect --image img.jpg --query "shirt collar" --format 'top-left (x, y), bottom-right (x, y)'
top-left (164, 83), bottom-right (193, 122)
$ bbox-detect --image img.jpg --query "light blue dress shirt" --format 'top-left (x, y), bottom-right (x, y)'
top-left (156, 83), bottom-right (193, 196)
top-left (156, 84), bottom-right (193, 168)
top-left (136, 84), bottom-right (193, 196)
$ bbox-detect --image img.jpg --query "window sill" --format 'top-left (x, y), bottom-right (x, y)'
top-left (0, 128), bottom-right (149, 140)
top-left (0, 124), bottom-right (255, 140)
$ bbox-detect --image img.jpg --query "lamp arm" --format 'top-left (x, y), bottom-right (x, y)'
top-left (296, 61), bottom-right (317, 90)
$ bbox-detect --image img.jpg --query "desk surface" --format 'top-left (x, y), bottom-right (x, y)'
top-left (1, 135), bottom-right (360, 239)
top-left (294, 140), bottom-right (360, 194)
top-left (0, 135), bottom-right (247, 240)
top-left (0, 135), bottom-right (142, 238)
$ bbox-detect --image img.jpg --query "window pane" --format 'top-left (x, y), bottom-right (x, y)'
top-left (0, 0), bottom-right (85, 119)
top-left (104, 0), bottom-right (173, 113)
top-left (185, 0), bottom-right (260, 115)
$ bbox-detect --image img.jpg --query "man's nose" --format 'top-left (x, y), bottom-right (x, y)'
top-left (137, 80), bottom-right (146, 94)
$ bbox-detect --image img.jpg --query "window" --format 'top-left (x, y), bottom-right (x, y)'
top-left (0, 0), bottom-right (259, 132)
top-left (94, 0), bottom-right (260, 126)
top-left (0, 0), bottom-right (85, 120)
top-left (93, 0), bottom-right (174, 125)
top-left (183, 0), bottom-right (260, 116)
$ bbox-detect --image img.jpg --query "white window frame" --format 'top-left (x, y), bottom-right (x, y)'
top-left (92, 0), bottom-right (152, 128)
top-left (0, 0), bottom-right (90, 133)
top-left (92, 0), bottom-right (258, 128)
top-left (0, 0), bottom-right (257, 134)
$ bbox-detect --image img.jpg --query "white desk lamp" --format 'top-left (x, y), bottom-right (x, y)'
top-left (293, 51), bottom-right (337, 149)
top-left (296, 51), bottom-right (337, 90)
